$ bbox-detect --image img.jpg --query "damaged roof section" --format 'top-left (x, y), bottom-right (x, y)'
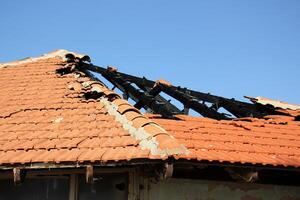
top-left (70, 56), bottom-right (300, 121)
top-left (245, 96), bottom-right (300, 111)
top-left (0, 49), bottom-right (299, 169)
top-left (0, 49), bottom-right (89, 68)
top-left (0, 50), bottom-right (187, 168)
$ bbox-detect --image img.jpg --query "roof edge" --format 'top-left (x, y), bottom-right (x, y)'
top-left (0, 49), bottom-right (87, 68)
top-left (245, 96), bottom-right (300, 110)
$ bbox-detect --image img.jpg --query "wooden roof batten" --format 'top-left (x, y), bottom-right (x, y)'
top-left (66, 55), bottom-right (295, 120)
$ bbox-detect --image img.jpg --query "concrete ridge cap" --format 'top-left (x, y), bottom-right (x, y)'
top-left (99, 97), bottom-right (189, 158)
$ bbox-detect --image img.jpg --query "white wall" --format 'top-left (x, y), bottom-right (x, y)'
top-left (145, 178), bottom-right (300, 200)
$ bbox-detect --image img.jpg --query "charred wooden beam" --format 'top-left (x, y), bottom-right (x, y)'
top-left (100, 68), bottom-right (175, 118)
top-left (134, 83), bottom-right (181, 114)
top-left (78, 63), bottom-right (226, 119)
top-left (218, 98), bottom-right (263, 118)
top-left (106, 71), bottom-right (268, 118)
top-left (79, 63), bottom-right (181, 116)
top-left (155, 82), bottom-right (228, 120)
top-left (78, 64), bottom-right (178, 117)
top-left (79, 62), bottom-right (248, 110)
top-left (76, 62), bottom-right (278, 119)
top-left (183, 105), bottom-right (190, 115)
top-left (93, 66), bottom-right (260, 118)
top-left (134, 83), bottom-right (162, 109)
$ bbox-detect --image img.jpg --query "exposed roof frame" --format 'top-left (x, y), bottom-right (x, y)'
top-left (69, 58), bottom-right (289, 120)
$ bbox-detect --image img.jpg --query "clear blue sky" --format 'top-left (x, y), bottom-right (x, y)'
top-left (1, 0), bottom-right (299, 104)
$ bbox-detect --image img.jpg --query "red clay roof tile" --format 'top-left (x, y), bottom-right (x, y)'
top-left (0, 51), bottom-right (187, 167)
top-left (1, 50), bottom-right (299, 169)
top-left (147, 114), bottom-right (300, 167)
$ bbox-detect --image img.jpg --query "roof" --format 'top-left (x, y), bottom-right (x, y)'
top-left (0, 50), bottom-right (187, 167)
top-left (245, 96), bottom-right (300, 110)
top-left (0, 50), bottom-right (299, 169)
top-left (148, 114), bottom-right (300, 167)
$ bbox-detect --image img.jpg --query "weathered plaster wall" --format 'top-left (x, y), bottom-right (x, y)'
top-left (145, 178), bottom-right (300, 200)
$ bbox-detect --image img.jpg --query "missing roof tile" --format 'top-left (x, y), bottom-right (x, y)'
top-left (83, 91), bottom-right (104, 100)
top-left (56, 66), bottom-right (73, 75)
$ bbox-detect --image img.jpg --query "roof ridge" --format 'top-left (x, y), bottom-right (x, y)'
top-left (245, 96), bottom-right (300, 110)
top-left (83, 81), bottom-right (189, 158)
top-left (0, 49), bottom-right (86, 68)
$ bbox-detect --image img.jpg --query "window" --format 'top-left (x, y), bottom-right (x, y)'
top-left (0, 176), bottom-right (69, 200)
top-left (0, 172), bottom-right (129, 200)
top-left (77, 173), bottom-right (128, 200)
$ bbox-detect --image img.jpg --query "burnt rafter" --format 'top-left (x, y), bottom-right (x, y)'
top-left (133, 82), bottom-right (181, 114)
top-left (154, 81), bottom-right (228, 120)
top-left (73, 60), bottom-right (279, 120)
top-left (104, 72), bottom-right (175, 118)
top-left (78, 63), bottom-right (175, 117)
top-left (133, 83), bottom-right (162, 110)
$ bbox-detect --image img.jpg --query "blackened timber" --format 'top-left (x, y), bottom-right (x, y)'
top-left (217, 98), bottom-right (262, 118)
top-left (134, 84), bottom-right (161, 109)
top-left (78, 63), bottom-right (265, 118)
top-left (113, 80), bottom-right (174, 118)
top-left (79, 64), bottom-right (141, 103)
top-left (79, 63), bottom-right (180, 116)
top-left (157, 83), bottom-right (228, 120)
top-left (80, 63), bottom-right (251, 110)
top-left (116, 73), bottom-right (266, 118)
top-left (95, 66), bottom-right (261, 117)
top-left (134, 83), bottom-right (181, 114)
top-left (98, 68), bottom-right (174, 118)
top-left (183, 89), bottom-right (261, 116)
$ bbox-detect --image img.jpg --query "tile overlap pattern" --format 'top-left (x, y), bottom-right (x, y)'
top-left (149, 114), bottom-right (300, 167)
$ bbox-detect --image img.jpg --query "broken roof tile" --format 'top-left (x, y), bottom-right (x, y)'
top-left (0, 51), bottom-right (187, 167)
top-left (0, 50), bottom-right (299, 169)
top-left (147, 114), bottom-right (300, 167)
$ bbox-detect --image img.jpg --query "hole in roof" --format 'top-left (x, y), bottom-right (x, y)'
top-left (189, 109), bottom-right (201, 117)
top-left (142, 107), bottom-right (155, 114)
top-left (106, 93), bottom-right (121, 102)
top-left (83, 91), bottom-right (103, 100)
top-left (216, 107), bottom-right (233, 118)
top-left (127, 98), bottom-right (136, 105)
top-left (130, 83), bottom-right (140, 90)
top-left (140, 107), bottom-right (147, 114)
top-left (113, 87), bottom-right (125, 98)
top-left (56, 67), bottom-right (73, 75)
top-left (92, 73), bottom-right (114, 89)
top-left (159, 92), bottom-right (184, 111)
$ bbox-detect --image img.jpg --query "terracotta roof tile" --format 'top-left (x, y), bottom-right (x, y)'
top-left (1, 50), bottom-right (299, 169)
top-left (77, 148), bottom-right (108, 162)
top-left (0, 51), bottom-right (187, 167)
top-left (147, 114), bottom-right (300, 167)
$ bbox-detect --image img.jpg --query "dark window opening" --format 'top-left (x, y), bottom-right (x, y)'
top-left (78, 173), bottom-right (128, 200)
top-left (0, 176), bottom-right (69, 200)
